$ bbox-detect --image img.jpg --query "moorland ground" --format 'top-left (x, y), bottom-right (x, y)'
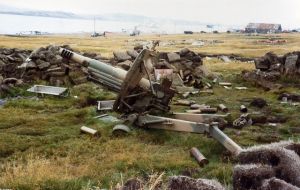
top-left (0, 33), bottom-right (299, 190)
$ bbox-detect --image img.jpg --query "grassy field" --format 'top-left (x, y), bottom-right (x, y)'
top-left (0, 33), bottom-right (299, 190)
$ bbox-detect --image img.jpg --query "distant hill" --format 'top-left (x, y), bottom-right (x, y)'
top-left (0, 3), bottom-right (213, 26)
top-left (0, 4), bottom-right (81, 19)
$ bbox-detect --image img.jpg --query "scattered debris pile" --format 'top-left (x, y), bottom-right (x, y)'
top-left (241, 51), bottom-right (300, 90)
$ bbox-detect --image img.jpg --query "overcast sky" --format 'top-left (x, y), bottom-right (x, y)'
top-left (1, 0), bottom-right (300, 28)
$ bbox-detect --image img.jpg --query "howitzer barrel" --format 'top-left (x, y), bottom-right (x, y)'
top-left (59, 48), bottom-right (151, 90)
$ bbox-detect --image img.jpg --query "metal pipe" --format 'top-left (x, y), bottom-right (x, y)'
top-left (209, 124), bottom-right (243, 156)
top-left (190, 147), bottom-right (209, 167)
top-left (218, 104), bottom-right (228, 113)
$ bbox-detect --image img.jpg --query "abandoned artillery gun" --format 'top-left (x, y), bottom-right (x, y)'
top-left (59, 47), bottom-right (243, 156)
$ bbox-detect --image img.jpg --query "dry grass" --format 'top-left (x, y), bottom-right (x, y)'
top-left (1, 33), bottom-right (300, 57)
top-left (0, 153), bottom-right (90, 188)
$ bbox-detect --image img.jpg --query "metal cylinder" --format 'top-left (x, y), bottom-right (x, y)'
top-left (240, 105), bottom-right (248, 113)
top-left (190, 147), bottom-right (209, 167)
top-left (218, 104), bottom-right (228, 112)
top-left (200, 108), bottom-right (218, 113)
top-left (59, 48), bottom-right (151, 90)
top-left (209, 124), bottom-right (243, 156)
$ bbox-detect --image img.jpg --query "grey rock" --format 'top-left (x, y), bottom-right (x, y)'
top-left (26, 61), bottom-right (37, 69)
top-left (167, 52), bottom-right (181, 62)
top-left (126, 50), bottom-right (139, 59)
top-left (0, 59), bottom-right (6, 66)
top-left (113, 51), bottom-right (131, 61)
top-left (285, 55), bottom-right (298, 75)
top-left (37, 60), bottom-right (51, 70)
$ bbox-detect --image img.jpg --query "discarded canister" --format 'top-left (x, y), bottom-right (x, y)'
top-left (199, 107), bottom-right (218, 113)
top-left (218, 104), bottom-right (228, 112)
top-left (240, 105), bottom-right (247, 113)
top-left (80, 126), bottom-right (100, 137)
top-left (282, 97), bottom-right (288, 102)
top-left (190, 147), bottom-right (209, 167)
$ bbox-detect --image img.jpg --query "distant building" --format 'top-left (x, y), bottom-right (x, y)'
top-left (184, 31), bottom-right (193, 34)
top-left (245, 23), bottom-right (282, 34)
